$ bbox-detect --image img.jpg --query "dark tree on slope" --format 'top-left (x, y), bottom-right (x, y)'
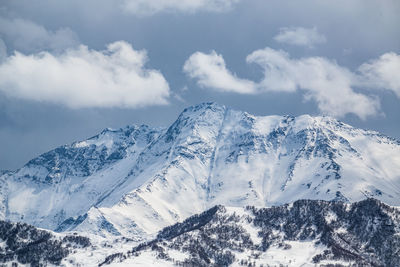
top-left (0, 220), bottom-right (90, 266)
top-left (101, 198), bottom-right (400, 267)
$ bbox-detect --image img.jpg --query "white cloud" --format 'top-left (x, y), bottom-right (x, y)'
top-left (184, 48), bottom-right (388, 120)
top-left (183, 51), bottom-right (256, 94)
top-left (121, 0), bottom-right (239, 15)
top-left (358, 52), bottom-right (400, 98)
top-left (247, 48), bottom-right (379, 119)
top-left (0, 17), bottom-right (79, 53)
top-left (274, 27), bottom-right (326, 48)
top-left (0, 41), bottom-right (170, 108)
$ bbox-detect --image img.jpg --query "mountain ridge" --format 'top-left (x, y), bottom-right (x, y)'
top-left (1, 102), bottom-right (400, 241)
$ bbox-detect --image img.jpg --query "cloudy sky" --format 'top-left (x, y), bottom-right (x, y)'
top-left (0, 0), bottom-right (399, 170)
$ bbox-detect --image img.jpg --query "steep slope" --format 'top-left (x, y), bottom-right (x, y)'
top-left (73, 103), bottom-right (400, 238)
top-left (0, 125), bottom-right (162, 232)
top-left (1, 103), bottom-right (400, 240)
top-left (102, 198), bottom-right (400, 267)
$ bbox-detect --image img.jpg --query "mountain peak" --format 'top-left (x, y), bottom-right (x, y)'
top-left (181, 102), bottom-right (226, 114)
top-left (1, 103), bottom-right (400, 240)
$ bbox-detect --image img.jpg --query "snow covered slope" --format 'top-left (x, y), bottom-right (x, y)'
top-left (1, 103), bottom-right (400, 239)
top-left (101, 198), bottom-right (400, 267)
top-left (3, 198), bottom-right (399, 267)
top-left (0, 125), bottom-right (161, 232)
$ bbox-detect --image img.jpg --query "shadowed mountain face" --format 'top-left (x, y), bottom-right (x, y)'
top-left (1, 103), bottom-right (400, 240)
top-left (102, 198), bottom-right (400, 267)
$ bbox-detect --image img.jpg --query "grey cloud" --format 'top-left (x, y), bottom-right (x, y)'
top-left (274, 27), bottom-right (326, 48)
top-left (0, 16), bottom-right (79, 53)
top-left (121, 0), bottom-right (240, 15)
top-left (0, 39), bottom-right (6, 62)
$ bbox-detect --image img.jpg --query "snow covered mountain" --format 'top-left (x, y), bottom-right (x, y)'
top-left (0, 124), bottom-right (161, 236)
top-left (1, 102), bottom-right (400, 241)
